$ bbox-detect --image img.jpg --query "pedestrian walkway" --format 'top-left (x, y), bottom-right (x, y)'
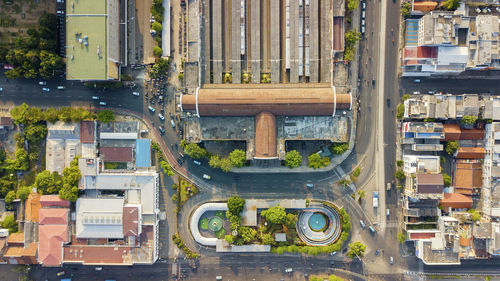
top-left (405, 20), bottom-right (419, 47)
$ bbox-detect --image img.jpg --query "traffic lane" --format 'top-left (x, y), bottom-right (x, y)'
top-left (400, 78), bottom-right (500, 94)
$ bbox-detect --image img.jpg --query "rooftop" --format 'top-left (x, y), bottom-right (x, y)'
top-left (80, 121), bottom-right (95, 144)
top-left (135, 139), bottom-right (151, 168)
top-left (76, 198), bottom-right (124, 239)
top-left (40, 195), bottom-right (70, 208)
top-left (39, 208), bottom-right (69, 225)
top-left (100, 147), bottom-right (133, 163)
top-left (439, 193), bottom-right (473, 210)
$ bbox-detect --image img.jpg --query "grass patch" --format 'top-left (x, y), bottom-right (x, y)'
top-left (200, 218), bottom-right (209, 230)
top-left (179, 178), bottom-right (199, 206)
top-left (104, 162), bottom-right (127, 170)
top-left (215, 228), bottom-right (226, 239)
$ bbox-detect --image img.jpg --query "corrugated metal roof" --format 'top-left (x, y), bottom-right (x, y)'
top-left (100, 147), bottom-right (133, 162)
top-left (136, 139), bottom-right (151, 167)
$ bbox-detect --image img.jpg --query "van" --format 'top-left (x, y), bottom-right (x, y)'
top-left (148, 106), bottom-right (155, 113)
top-left (216, 276), bottom-right (222, 281)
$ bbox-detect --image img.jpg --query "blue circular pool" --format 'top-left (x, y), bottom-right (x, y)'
top-left (309, 213), bottom-right (327, 232)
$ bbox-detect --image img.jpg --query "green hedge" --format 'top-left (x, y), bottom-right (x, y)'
top-left (172, 233), bottom-right (199, 259)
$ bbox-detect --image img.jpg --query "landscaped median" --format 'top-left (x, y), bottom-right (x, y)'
top-left (188, 196), bottom-right (351, 255)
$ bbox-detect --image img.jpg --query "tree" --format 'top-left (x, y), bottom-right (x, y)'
top-left (284, 213), bottom-right (298, 228)
top-left (261, 233), bottom-right (275, 245)
top-left (468, 209), bottom-right (481, 222)
top-left (44, 107), bottom-right (59, 123)
top-left (285, 150), bottom-right (302, 168)
top-left (4, 68), bottom-right (23, 79)
top-left (209, 155), bottom-right (222, 169)
top-left (261, 205), bottom-right (286, 225)
top-left (149, 58), bottom-right (170, 79)
top-left (39, 50), bottom-right (64, 78)
top-left (10, 103), bottom-right (29, 125)
top-left (442, 173), bottom-right (452, 187)
top-left (24, 125), bottom-right (47, 145)
top-left (227, 195), bottom-right (245, 215)
top-left (345, 30), bottom-right (361, 46)
top-left (160, 161), bottom-right (174, 176)
top-left (153, 46), bottom-right (163, 58)
top-left (347, 241), bottom-right (367, 258)
top-left (152, 22), bottom-right (163, 34)
top-left (331, 143), bottom-right (349, 154)
top-left (16, 185), bottom-right (31, 201)
top-left (308, 153), bottom-right (330, 169)
top-left (224, 235), bottom-right (235, 244)
top-left (238, 226), bottom-right (257, 243)
top-left (357, 190), bottom-right (366, 201)
top-left (62, 165), bottom-right (81, 187)
top-left (1, 214), bottom-right (18, 234)
top-left (401, 2), bottom-right (412, 17)
top-left (461, 115), bottom-right (477, 126)
top-left (229, 149), bottom-right (246, 168)
top-left (397, 232), bottom-right (407, 244)
top-left (394, 170), bottom-right (405, 181)
top-left (184, 143), bottom-right (207, 159)
top-left (14, 148), bottom-right (29, 171)
top-left (396, 160), bottom-right (404, 167)
top-left (396, 103), bottom-right (405, 119)
top-left (347, 0), bottom-right (359, 11)
top-left (58, 183), bottom-right (78, 202)
top-left (219, 157), bottom-right (233, 172)
top-left (442, 0), bottom-right (460, 10)
top-left (5, 191), bottom-right (16, 204)
top-left (35, 170), bottom-right (62, 195)
top-left (97, 110), bottom-right (115, 123)
top-left (445, 141), bottom-right (459, 155)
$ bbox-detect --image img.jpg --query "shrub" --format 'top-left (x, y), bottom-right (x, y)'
top-left (396, 160), bottom-right (404, 167)
top-left (228, 149), bottom-right (246, 168)
top-left (1, 214), bottom-right (17, 233)
top-left (396, 104), bottom-right (405, 119)
top-left (184, 143), bottom-right (207, 159)
top-left (445, 141), bottom-right (459, 155)
top-left (442, 173), bottom-right (451, 187)
top-left (330, 143), bottom-right (349, 155)
top-left (227, 195), bottom-right (245, 215)
top-left (394, 170), bottom-right (405, 181)
top-left (347, 0), bottom-right (359, 11)
top-left (308, 153), bottom-right (330, 169)
top-left (401, 2), bottom-right (412, 17)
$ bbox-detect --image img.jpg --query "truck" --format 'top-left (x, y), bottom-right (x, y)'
top-left (373, 192), bottom-right (379, 208)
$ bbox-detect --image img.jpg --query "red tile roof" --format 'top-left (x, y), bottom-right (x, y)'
top-left (460, 128), bottom-right (485, 140)
top-left (456, 147), bottom-right (485, 159)
top-left (100, 147), bottom-right (133, 162)
top-left (454, 160), bottom-right (482, 193)
top-left (38, 224), bottom-right (69, 267)
top-left (40, 195), bottom-right (70, 208)
top-left (39, 208), bottom-right (68, 225)
top-left (63, 245), bottom-right (131, 265)
top-left (0, 117), bottom-right (12, 126)
top-left (123, 206), bottom-right (139, 237)
top-left (8, 233), bottom-right (25, 244)
top-left (80, 121), bottom-right (95, 144)
top-left (443, 124), bottom-right (461, 141)
top-left (409, 232), bottom-right (436, 240)
top-left (25, 192), bottom-right (41, 222)
top-left (440, 193), bottom-right (473, 209)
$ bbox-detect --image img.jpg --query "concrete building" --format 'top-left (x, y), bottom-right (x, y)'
top-left (46, 122), bottom-right (81, 175)
top-left (403, 12), bottom-right (500, 76)
top-left (181, 86), bottom-right (351, 160)
top-left (65, 0), bottom-right (124, 80)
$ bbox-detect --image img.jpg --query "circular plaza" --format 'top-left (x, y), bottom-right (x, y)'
top-left (297, 203), bottom-right (342, 246)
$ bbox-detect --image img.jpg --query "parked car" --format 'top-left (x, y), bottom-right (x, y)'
top-left (0, 88), bottom-right (3, 92)
top-left (38, 81), bottom-right (47, 85)
top-left (193, 160), bottom-right (201, 165)
top-left (360, 220), bottom-right (366, 228)
top-left (285, 268), bottom-right (293, 273)
top-left (158, 113), bottom-right (165, 121)
top-left (390, 256), bottom-right (394, 265)
top-left (42, 88), bottom-right (50, 92)
top-left (413, 79), bottom-right (421, 83)
top-left (57, 271), bottom-right (65, 276)
top-left (158, 126), bottom-right (165, 134)
top-left (330, 251), bottom-right (337, 256)
top-left (373, 191), bottom-right (379, 208)
top-left (132, 92), bottom-right (140, 96)
top-left (306, 183), bottom-right (314, 188)
top-left (99, 102), bottom-right (106, 106)
top-left (202, 174), bottom-right (211, 180)
top-left (92, 96), bottom-right (99, 100)
top-left (95, 267), bottom-right (102, 271)
top-left (57, 86), bottom-right (65, 90)
top-left (170, 119), bottom-right (176, 128)
top-left (148, 106), bottom-right (156, 113)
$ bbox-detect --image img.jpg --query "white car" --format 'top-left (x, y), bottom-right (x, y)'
top-left (99, 102), bottom-right (106, 106)
top-left (57, 86), bottom-right (65, 90)
top-left (202, 174), bottom-right (211, 180)
top-left (92, 96), bottom-right (99, 100)
top-left (148, 106), bottom-right (155, 113)
top-left (132, 92), bottom-right (140, 96)
top-left (38, 81), bottom-right (47, 85)
top-left (0, 88), bottom-right (3, 92)
top-left (42, 88), bottom-right (50, 92)
top-left (158, 113), bottom-right (165, 121)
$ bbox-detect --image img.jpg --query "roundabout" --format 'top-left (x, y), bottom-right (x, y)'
top-left (297, 203), bottom-right (342, 246)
